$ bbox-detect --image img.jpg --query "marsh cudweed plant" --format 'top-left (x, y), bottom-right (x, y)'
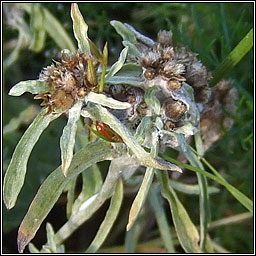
top-left (4, 3), bottom-right (246, 254)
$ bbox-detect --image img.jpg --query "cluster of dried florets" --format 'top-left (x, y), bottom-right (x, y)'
top-left (35, 51), bottom-right (99, 113)
top-left (141, 30), bottom-right (211, 102)
top-left (200, 79), bottom-right (238, 151)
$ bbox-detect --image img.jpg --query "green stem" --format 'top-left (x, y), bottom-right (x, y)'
top-left (99, 64), bottom-right (107, 93)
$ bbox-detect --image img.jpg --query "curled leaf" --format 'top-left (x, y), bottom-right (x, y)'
top-left (9, 80), bottom-right (50, 96)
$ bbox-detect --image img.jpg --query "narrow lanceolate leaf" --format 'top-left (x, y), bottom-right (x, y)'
top-left (179, 134), bottom-right (210, 251)
top-left (127, 130), bottom-right (158, 231)
top-left (30, 3), bottom-right (46, 52)
top-left (9, 80), bottom-right (50, 96)
top-left (148, 186), bottom-right (175, 253)
top-left (60, 101), bottom-right (83, 176)
top-left (3, 109), bottom-right (61, 210)
top-left (71, 3), bottom-right (90, 54)
top-left (105, 47), bottom-right (128, 81)
top-left (71, 165), bottom-right (102, 215)
top-left (105, 63), bottom-right (144, 87)
top-left (87, 92), bottom-right (131, 109)
top-left (157, 171), bottom-right (202, 253)
top-left (110, 20), bottom-right (136, 43)
top-left (86, 178), bottom-right (123, 253)
top-left (54, 156), bottom-right (127, 244)
top-left (17, 140), bottom-right (118, 253)
top-left (83, 104), bottom-right (182, 172)
top-left (209, 28), bottom-right (253, 87)
top-left (124, 23), bottom-right (155, 47)
top-left (122, 41), bottom-right (141, 58)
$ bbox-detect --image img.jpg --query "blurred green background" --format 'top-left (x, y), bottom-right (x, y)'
top-left (3, 3), bottom-right (253, 253)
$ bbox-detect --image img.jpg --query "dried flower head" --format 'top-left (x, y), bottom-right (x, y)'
top-left (36, 51), bottom-right (99, 113)
top-left (200, 79), bottom-right (238, 151)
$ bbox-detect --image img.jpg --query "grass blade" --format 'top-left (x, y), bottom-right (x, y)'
top-left (3, 109), bottom-right (61, 210)
top-left (86, 178), bottom-right (123, 253)
top-left (17, 140), bottom-right (119, 253)
top-left (170, 180), bottom-right (219, 195)
top-left (158, 153), bottom-right (253, 212)
top-left (209, 28), bottom-right (253, 87)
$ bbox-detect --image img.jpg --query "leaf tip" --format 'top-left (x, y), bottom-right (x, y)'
top-left (126, 222), bottom-right (132, 232)
top-left (62, 164), bottom-right (69, 177)
top-left (17, 230), bottom-right (29, 253)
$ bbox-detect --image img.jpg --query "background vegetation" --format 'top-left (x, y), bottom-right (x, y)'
top-left (3, 2), bottom-right (253, 253)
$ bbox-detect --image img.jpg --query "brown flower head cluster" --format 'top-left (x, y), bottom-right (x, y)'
top-left (200, 79), bottom-right (238, 151)
top-left (35, 51), bottom-right (99, 113)
top-left (140, 30), bottom-right (212, 103)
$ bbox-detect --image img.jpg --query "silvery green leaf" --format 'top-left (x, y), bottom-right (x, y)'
top-left (85, 178), bottom-right (123, 253)
top-left (135, 116), bottom-right (153, 144)
top-left (123, 40), bottom-right (141, 58)
top-left (157, 171), bottom-right (202, 253)
top-left (28, 243), bottom-right (40, 253)
top-left (83, 103), bottom-right (182, 172)
top-left (110, 20), bottom-right (136, 43)
top-left (9, 80), bottom-right (50, 96)
top-left (87, 91), bottom-right (131, 109)
top-left (144, 87), bottom-right (161, 115)
top-left (60, 100), bottom-right (83, 176)
top-left (3, 105), bottom-right (38, 135)
top-left (127, 130), bottom-right (159, 231)
top-left (148, 186), bottom-right (175, 253)
top-left (17, 140), bottom-right (120, 253)
top-left (194, 132), bottom-right (205, 157)
top-left (71, 3), bottom-right (90, 54)
top-left (71, 165), bottom-right (102, 216)
top-left (105, 47), bottom-right (128, 81)
top-left (105, 63), bottom-right (144, 87)
top-left (124, 23), bottom-right (155, 47)
top-left (30, 3), bottom-right (46, 52)
top-left (46, 223), bottom-right (57, 252)
top-left (3, 108), bottom-right (61, 210)
top-left (174, 122), bottom-right (199, 136)
top-left (54, 156), bottom-right (127, 244)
